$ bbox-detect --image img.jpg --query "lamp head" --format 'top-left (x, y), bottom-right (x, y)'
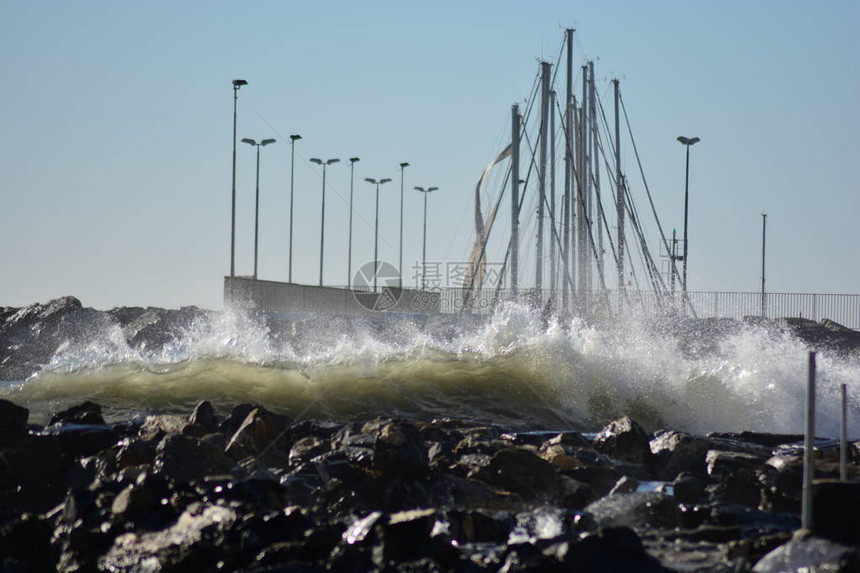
top-left (414, 186), bottom-right (425, 192)
top-left (290, 134), bottom-right (302, 142)
top-left (232, 79), bottom-right (248, 88)
top-left (350, 157), bottom-right (360, 163)
top-left (260, 139), bottom-right (276, 146)
top-left (677, 136), bottom-right (700, 146)
top-left (428, 187), bottom-right (439, 192)
top-left (380, 178), bottom-right (392, 185)
top-left (365, 177), bottom-right (377, 184)
top-left (241, 138), bottom-right (256, 146)
top-left (326, 158), bottom-right (340, 165)
top-left (310, 158), bottom-right (323, 165)
top-left (400, 162), bottom-right (410, 169)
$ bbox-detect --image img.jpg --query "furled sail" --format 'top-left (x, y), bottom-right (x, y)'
top-left (463, 144), bottom-right (511, 290)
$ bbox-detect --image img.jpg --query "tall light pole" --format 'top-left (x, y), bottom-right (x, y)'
top-left (241, 137), bottom-right (277, 280)
top-left (288, 134), bottom-right (301, 282)
top-left (398, 162), bottom-right (410, 287)
top-left (415, 186), bottom-right (438, 290)
top-left (230, 79), bottom-right (247, 278)
top-left (310, 157), bottom-right (340, 286)
top-left (365, 177), bottom-right (392, 292)
top-left (677, 135), bottom-right (700, 296)
top-left (761, 212), bottom-right (767, 318)
top-left (347, 157), bottom-right (361, 287)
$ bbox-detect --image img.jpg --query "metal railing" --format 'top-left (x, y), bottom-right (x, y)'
top-left (225, 278), bottom-right (860, 329)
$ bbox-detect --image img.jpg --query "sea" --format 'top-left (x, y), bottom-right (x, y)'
top-left (2, 303), bottom-right (858, 437)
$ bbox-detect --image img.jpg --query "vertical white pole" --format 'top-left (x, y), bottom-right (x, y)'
top-left (841, 383), bottom-right (848, 482)
top-left (802, 351), bottom-right (817, 530)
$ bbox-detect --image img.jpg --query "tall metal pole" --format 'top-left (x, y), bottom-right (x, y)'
top-left (589, 61), bottom-right (602, 287)
top-left (578, 66), bottom-right (588, 307)
top-left (563, 28), bottom-right (574, 312)
top-left (348, 157), bottom-right (360, 287)
top-left (802, 351), bottom-right (817, 530)
top-left (511, 104), bottom-right (521, 298)
top-left (614, 80), bottom-right (624, 299)
top-left (253, 144), bottom-right (261, 280)
top-left (761, 212), bottom-right (767, 318)
top-left (319, 163), bottom-right (327, 286)
top-left (550, 90), bottom-right (557, 294)
top-left (230, 79), bottom-right (247, 278)
top-left (537, 61), bottom-right (551, 296)
top-left (288, 134), bottom-right (301, 283)
top-left (683, 143), bottom-right (691, 295)
top-left (399, 162), bottom-right (410, 288)
top-left (374, 182), bottom-right (380, 292)
top-left (415, 186), bottom-right (438, 290)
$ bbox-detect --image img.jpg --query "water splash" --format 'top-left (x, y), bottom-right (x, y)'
top-left (3, 304), bottom-right (859, 435)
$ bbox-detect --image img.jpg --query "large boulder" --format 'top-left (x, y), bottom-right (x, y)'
top-left (593, 417), bottom-right (652, 465)
top-left (753, 532), bottom-right (860, 573)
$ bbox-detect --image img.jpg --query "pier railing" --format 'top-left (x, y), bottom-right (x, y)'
top-left (224, 277), bottom-right (860, 329)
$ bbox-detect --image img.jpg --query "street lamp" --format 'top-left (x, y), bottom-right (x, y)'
top-left (241, 137), bottom-right (277, 280)
top-left (677, 135), bottom-right (700, 296)
top-left (310, 157), bottom-right (340, 286)
top-left (398, 162), bottom-right (410, 287)
top-left (230, 79), bottom-right (247, 278)
top-left (348, 157), bottom-right (361, 287)
top-left (365, 177), bottom-right (392, 292)
top-left (415, 186), bottom-right (439, 290)
top-left (288, 134), bottom-right (302, 283)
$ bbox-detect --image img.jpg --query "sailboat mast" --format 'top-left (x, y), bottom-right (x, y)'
top-left (550, 90), bottom-right (557, 294)
top-left (537, 61), bottom-right (551, 296)
top-left (563, 28), bottom-right (574, 311)
top-left (589, 61), bottom-right (603, 286)
top-left (614, 79), bottom-right (625, 300)
top-left (578, 64), bottom-right (589, 313)
top-left (511, 104), bottom-right (520, 297)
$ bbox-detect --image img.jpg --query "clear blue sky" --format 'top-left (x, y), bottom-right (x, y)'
top-left (2, 0), bottom-right (857, 310)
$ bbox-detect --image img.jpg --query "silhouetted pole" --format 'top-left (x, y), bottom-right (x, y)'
top-left (841, 383), bottom-right (848, 481)
top-left (415, 186), bottom-right (438, 290)
top-left (398, 162), bottom-right (410, 288)
top-left (365, 177), bottom-right (392, 291)
top-left (563, 28), bottom-right (574, 312)
top-left (614, 80), bottom-right (624, 299)
top-left (511, 104), bottom-right (521, 298)
top-left (537, 61), bottom-right (551, 295)
top-left (241, 137), bottom-right (277, 280)
top-left (288, 134), bottom-right (301, 282)
top-left (348, 157), bottom-right (361, 287)
top-left (230, 79), bottom-right (247, 278)
top-left (677, 135), bottom-right (700, 297)
top-left (802, 351), bottom-right (817, 530)
top-left (310, 157), bottom-right (340, 286)
top-left (761, 212), bottom-right (767, 318)
top-left (550, 90), bottom-right (557, 294)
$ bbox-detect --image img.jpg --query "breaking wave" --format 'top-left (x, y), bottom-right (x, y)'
top-left (3, 304), bottom-right (859, 436)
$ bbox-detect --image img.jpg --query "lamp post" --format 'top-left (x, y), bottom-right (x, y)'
top-left (365, 177), bottom-right (392, 292)
top-left (310, 157), bottom-right (340, 286)
top-left (677, 135), bottom-right (700, 296)
top-left (761, 212), bottom-right (767, 318)
top-left (230, 79), bottom-right (247, 278)
top-left (241, 137), bottom-right (277, 280)
top-left (348, 157), bottom-right (361, 287)
top-left (288, 134), bottom-right (301, 282)
top-left (398, 162), bottom-right (410, 287)
top-left (415, 186), bottom-right (439, 290)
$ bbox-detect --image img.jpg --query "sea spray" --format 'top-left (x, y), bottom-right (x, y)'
top-left (3, 303), bottom-right (858, 436)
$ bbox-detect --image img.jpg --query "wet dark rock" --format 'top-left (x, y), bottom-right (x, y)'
top-left (361, 419), bottom-right (427, 480)
top-left (139, 414), bottom-right (192, 442)
top-left (708, 503), bottom-right (800, 532)
top-left (593, 416), bottom-right (652, 465)
top-left (188, 399), bottom-right (217, 432)
top-left (0, 514), bottom-right (57, 572)
top-left (811, 480), bottom-right (860, 546)
top-left (708, 430), bottom-right (804, 449)
top-left (566, 526), bottom-right (668, 572)
top-left (0, 433), bottom-right (69, 514)
top-left (584, 492), bottom-right (679, 531)
top-left (705, 449), bottom-right (767, 506)
top-left (225, 407), bottom-right (290, 464)
top-left (753, 531), bottom-right (860, 573)
top-left (39, 423), bottom-right (119, 457)
top-left (111, 484), bottom-right (155, 519)
top-left (49, 400), bottom-right (106, 426)
top-left (116, 439), bottom-right (157, 469)
top-left (154, 434), bottom-right (236, 484)
top-left (0, 399), bottom-right (28, 432)
top-left (469, 448), bottom-right (563, 501)
top-left (672, 472), bottom-right (706, 504)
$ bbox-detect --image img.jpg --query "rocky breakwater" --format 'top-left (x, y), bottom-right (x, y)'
top-left (2, 401), bottom-right (860, 572)
top-left (0, 296), bottom-right (212, 381)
